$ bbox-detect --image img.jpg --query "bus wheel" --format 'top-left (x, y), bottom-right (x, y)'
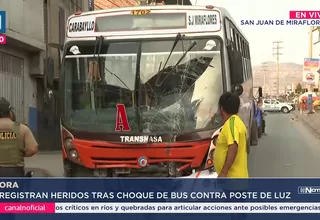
top-left (250, 120), bottom-right (258, 146)
top-left (258, 125), bottom-right (262, 138)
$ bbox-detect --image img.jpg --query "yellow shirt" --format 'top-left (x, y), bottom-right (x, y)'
top-left (214, 115), bottom-right (248, 178)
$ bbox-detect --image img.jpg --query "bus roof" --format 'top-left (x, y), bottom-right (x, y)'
top-left (66, 5), bottom-right (248, 42)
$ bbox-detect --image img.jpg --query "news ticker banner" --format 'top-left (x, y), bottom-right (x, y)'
top-left (0, 11), bottom-right (6, 44)
top-left (1, 178), bottom-right (320, 215)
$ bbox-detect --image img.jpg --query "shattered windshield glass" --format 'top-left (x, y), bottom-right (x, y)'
top-left (61, 38), bottom-right (223, 134)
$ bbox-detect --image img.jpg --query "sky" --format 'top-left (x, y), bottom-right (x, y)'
top-left (191, 0), bottom-right (320, 65)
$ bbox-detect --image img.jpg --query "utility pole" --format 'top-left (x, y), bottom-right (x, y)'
top-left (273, 41), bottom-right (283, 96)
top-left (261, 62), bottom-right (268, 95)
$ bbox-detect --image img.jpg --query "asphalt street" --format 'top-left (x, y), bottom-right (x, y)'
top-left (248, 112), bottom-right (320, 177)
top-left (24, 112), bottom-right (320, 177)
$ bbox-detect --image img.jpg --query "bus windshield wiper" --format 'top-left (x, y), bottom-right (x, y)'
top-left (155, 33), bottom-right (182, 86)
top-left (93, 36), bottom-right (104, 81)
top-left (172, 41), bottom-right (197, 68)
top-left (156, 41), bottom-right (197, 86)
top-left (94, 36), bottom-right (130, 90)
top-left (162, 33), bottom-right (182, 70)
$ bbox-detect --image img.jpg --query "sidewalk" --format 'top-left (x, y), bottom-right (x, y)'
top-left (292, 110), bottom-right (320, 138)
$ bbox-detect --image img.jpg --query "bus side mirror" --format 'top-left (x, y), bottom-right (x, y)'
top-left (233, 85), bottom-right (243, 96)
top-left (227, 45), bottom-right (244, 85)
top-left (258, 87), bottom-right (263, 97)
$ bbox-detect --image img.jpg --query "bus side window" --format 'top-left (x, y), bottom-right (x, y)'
top-left (242, 40), bottom-right (245, 58)
top-left (226, 20), bottom-right (231, 40)
top-left (234, 31), bottom-right (238, 50)
top-left (245, 43), bottom-right (249, 59)
top-left (243, 41), bottom-right (248, 59)
top-left (230, 28), bottom-right (234, 42)
top-left (246, 44), bottom-right (251, 78)
top-left (243, 40), bottom-right (248, 80)
top-left (248, 60), bottom-right (252, 78)
top-left (236, 33), bottom-right (241, 52)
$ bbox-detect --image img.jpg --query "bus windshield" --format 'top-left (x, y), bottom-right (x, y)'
top-left (62, 37), bottom-right (223, 134)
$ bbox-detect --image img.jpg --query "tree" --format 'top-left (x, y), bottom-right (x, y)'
top-left (296, 83), bottom-right (302, 94)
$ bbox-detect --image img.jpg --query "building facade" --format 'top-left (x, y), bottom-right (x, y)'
top-left (0, 0), bottom-right (89, 151)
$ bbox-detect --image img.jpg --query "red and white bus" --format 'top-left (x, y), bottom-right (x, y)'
top-left (58, 3), bottom-right (258, 177)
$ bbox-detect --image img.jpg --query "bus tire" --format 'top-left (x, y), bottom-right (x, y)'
top-left (250, 119), bottom-right (258, 146)
top-left (258, 125), bottom-right (262, 138)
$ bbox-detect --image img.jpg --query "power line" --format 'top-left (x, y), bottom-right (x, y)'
top-left (272, 41), bottom-right (283, 96)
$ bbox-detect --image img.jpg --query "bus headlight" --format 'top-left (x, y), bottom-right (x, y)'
top-left (69, 149), bottom-right (79, 159)
top-left (208, 149), bottom-right (215, 159)
top-left (64, 138), bottom-right (74, 149)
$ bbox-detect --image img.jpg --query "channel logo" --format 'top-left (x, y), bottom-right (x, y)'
top-left (0, 11), bottom-right (6, 33)
top-left (0, 34), bottom-right (6, 44)
top-left (298, 186), bottom-right (320, 194)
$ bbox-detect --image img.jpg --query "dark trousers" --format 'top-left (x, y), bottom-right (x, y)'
top-left (262, 119), bottom-right (266, 133)
top-left (0, 167), bottom-right (24, 177)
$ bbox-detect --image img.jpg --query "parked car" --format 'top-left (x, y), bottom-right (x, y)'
top-left (262, 99), bottom-right (293, 113)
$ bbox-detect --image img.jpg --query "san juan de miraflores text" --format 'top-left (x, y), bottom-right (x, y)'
top-left (241, 19), bottom-right (320, 25)
top-left (0, 191), bottom-right (292, 200)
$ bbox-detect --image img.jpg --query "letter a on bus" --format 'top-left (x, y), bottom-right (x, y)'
top-left (115, 104), bottom-right (131, 131)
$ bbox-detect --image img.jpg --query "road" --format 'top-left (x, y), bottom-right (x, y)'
top-left (249, 112), bottom-right (320, 177)
top-left (25, 113), bottom-right (320, 177)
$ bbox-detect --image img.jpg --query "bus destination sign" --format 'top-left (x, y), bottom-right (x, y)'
top-left (67, 10), bottom-right (221, 38)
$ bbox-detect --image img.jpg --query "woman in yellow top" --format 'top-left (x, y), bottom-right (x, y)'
top-left (214, 92), bottom-right (249, 178)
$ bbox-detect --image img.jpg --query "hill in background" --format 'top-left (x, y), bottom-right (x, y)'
top-left (253, 62), bottom-right (303, 95)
